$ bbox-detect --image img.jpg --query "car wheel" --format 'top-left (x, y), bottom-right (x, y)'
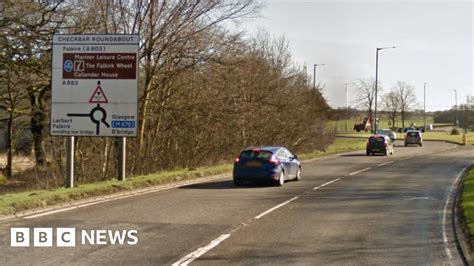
top-left (294, 167), bottom-right (301, 181)
top-left (404, 143), bottom-right (408, 147)
top-left (233, 178), bottom-right (242, 187)
top-left (366, 151), bottom-right (370, 156)
top-left (276, 171), bottom-right (285, 186)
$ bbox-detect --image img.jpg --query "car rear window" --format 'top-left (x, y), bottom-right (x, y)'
top-left (369, 137), bottom-right (385, 143)
top-left (407, 132), bottom-right (420, 137)
top-left (239, 150), bottom-right (273, 160)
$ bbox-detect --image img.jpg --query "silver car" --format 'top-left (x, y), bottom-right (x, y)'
top-left (377, 129), bottom-right (397, 142)
top-left (404, 130), bottom-right (423, 146)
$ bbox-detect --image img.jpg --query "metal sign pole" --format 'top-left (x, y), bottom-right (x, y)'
top-left (66, 136), bottom-right (74, 188)
top-left (118, 137), bottom-right (126, 181)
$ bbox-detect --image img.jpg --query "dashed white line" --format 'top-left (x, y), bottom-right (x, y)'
top-left (254, 196), bottom-right (299, 219)
top-left (348, 167), bottom-right (372, 176)
top-left (378, 161), bottom-right (394, 167)
top-left (174, 176), bottom-right (343, 264)
top-left (442, 166), bottom-right (467, 260)
top-left (313, 178), bottom-right (340, 190)
top-left (172, 234), bottom-right (231, 266)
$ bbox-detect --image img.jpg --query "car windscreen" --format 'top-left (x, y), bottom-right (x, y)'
top-left (239, 150), bottom-right (273, 160)
top-left (369, 137), bottom-right (385, 143)
top-left (407, 132), bottom-right (420, 137)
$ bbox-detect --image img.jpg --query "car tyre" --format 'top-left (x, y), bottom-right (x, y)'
top-left (233, 178), bottom-right (242, 187)
top-left (294, 167), bottom-right (301, 181)
top-left (276, 171), bottom-right (285, 186)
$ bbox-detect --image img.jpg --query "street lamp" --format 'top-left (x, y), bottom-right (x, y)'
top-left (313, 63), bottom-right (326, 90)
top-left (374, 46), bottom-right (397, 133)
top-left (345, 82), bottom-right (350, 132)
top-left (451, 89), bottom-right (458, 127)
top-left (424, 82), bottom-right (427, 130)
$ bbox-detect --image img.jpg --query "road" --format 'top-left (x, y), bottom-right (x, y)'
top-left (0, 141), bottom-right (472, 265)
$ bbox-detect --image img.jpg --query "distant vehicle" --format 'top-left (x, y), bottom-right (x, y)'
top-left (233, 146), bottom-right (301, 186)
top-left (403, 127), bottom-right (416, 133)
top-left (376, 129), bottom-right (397, 141)
top-left (405, 130), bottom-right (423, 146)
top-left (354, 116), bottom-right (378, 132)
top-left (366, 135), bottom-right (394, 156)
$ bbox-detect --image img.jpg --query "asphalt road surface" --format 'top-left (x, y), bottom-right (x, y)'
top-left (0, 141), bottom-right (473, 265)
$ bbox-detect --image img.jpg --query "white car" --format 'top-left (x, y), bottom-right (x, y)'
top-left (376, 129), bottom-right (397, 142)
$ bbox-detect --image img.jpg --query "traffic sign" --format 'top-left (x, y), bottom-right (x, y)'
top-left (51, 34), bottom-right (139, 137)
top-left (89, 82), bottom-right (108, 103)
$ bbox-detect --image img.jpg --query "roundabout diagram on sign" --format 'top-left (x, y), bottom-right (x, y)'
top-left (67, 81), bottom-right (110, 135)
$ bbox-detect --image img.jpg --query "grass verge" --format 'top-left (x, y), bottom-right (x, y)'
top-left (0, 138), bottom-right (366, 216)
top-left (461, 167), bottom-right (474, 252)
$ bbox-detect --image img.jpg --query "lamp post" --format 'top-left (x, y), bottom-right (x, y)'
top-left (423, 82), bottom-right (427, 130)
top-left (452, 89), bottom-right (458, 127)
top-left (345, 82), bottom-right (350, 132)
top-left (313, 63), bottom-right (325, 90)
top-left (374, 46), bottom-right (397, 133)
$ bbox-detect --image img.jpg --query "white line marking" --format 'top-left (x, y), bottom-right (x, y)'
top-left (348, 167), bottom-right (372, 176)
top-left (313, 178), bottom-right (340, 190)
top-left (378, 161), bottom-right (393, 167)
top-left (24, 201), bottom-right (106, 219)
top-left (172, 234), bottom-right (231, 266)
top-left (23, 175), bottom-right (231, 220)
top-left (442, 166), bottom-right (467, 260)
top-left (254, 196), bottom-right (299, 219)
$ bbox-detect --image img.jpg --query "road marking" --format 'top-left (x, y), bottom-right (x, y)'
top-left (22, 175), bottom-right (231, 220)
top-left (378, 161), bottom-right (394, 167)
top-left (313, 178), bottom-right (340, 190)
top-left (348, 167), bottom-right (371, 176)
top-left (172, 234), bottom-right (231, 266)
top-left (442, 166), bottom-right (467, 260)
top-left (254, 196), bottom-right (299, 219)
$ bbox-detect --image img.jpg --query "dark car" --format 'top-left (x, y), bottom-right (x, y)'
top-left (366, 135), bottom-right (394, 156)
top-left (405, 130), bottom-right (423, 146)
top-left (233, 146), bottom-right (301, 186)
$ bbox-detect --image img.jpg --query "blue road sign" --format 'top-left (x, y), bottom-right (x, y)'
top-left (64, 60), bottom-right (73, 72)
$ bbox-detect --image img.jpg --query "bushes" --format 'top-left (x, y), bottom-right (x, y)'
top-left (451, 128), bottom-right (461, 135)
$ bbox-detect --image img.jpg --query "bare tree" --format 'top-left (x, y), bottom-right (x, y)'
top-left (393, 81), bottom-right (417, 128)
top-left (354, 78), bottom-right (381, 120)
top-left (382, 90), bottom-right (400, 128)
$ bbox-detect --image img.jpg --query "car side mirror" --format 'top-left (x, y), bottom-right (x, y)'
top-left (293, 155), bottom-right (298, 160)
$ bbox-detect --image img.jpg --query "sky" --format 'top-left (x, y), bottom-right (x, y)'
top-left (238, 0), bottom-right (473, 111)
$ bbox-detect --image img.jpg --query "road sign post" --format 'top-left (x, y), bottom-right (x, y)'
top-left (52, 34), bottom-right (139, 186)
top-left (66, 136), bottom-right (74, 188)
top-left (118, 137), bottom-right (126, 181)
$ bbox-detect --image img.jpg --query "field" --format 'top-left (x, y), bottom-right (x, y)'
top-left (328, 116), bottom-right (434, 134)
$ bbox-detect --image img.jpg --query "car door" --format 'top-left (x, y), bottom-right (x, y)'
top-left (277, 149), bottom-right (292, 178)
top-left (284, 148), bottom-right (297, 177)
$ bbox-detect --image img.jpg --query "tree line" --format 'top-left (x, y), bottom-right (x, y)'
top-left (354, 78), bottom-right (418, 129)
top-left (0, 0), bottom-right (331, 188)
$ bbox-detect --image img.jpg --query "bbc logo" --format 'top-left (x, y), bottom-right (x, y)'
top-left (11, 228), bottom-right (75, 247)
